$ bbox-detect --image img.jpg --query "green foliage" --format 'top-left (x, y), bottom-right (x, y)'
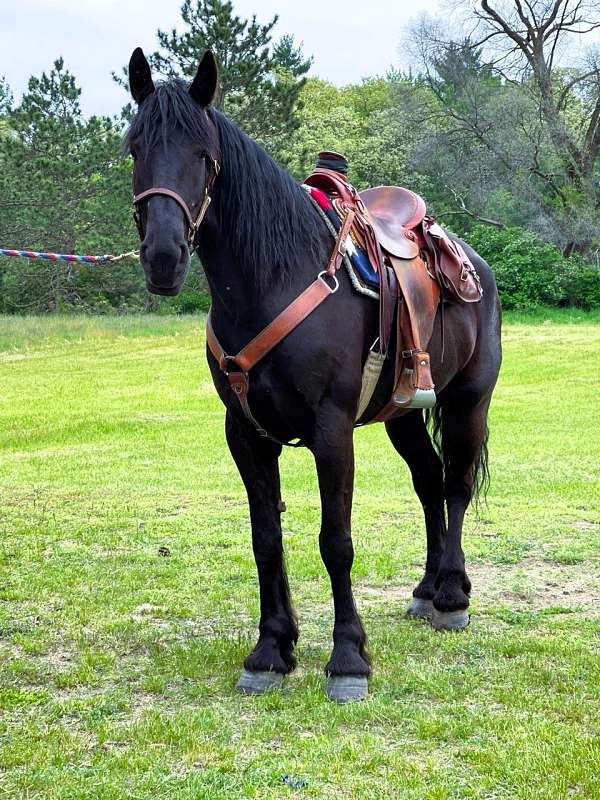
top-left (280, 77), bottom-right (431, 196)
top-left (0, 59), bottom-right (141, 313)
top-left (0, 75), bottom-right (12, 113)
top-left (469, 226), bottom-right (600, 309)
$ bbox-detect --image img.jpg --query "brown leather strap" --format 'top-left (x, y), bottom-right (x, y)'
top-left (207, 209), bottom-right (352, 374)
top-left (133, 155), bottom-right (220, 246)
top-left (373, 299), bottom-right (405, 423)
top-left (207, 274), bottom-right (336, 373)
top-left (378, 262), bottom-right (397, 355)
top-left (133, 187), bottom-right (197, 230)
top-left (206, 208), bottom-right (353, 444)
top-left (325, 208), bottom-right (355, 274)
top-left (226, 371), bottom-right (304, 447)
top-left (206, 312), bottom-right (228, 370)
top-left (235, 276), bottom-right (336, 371)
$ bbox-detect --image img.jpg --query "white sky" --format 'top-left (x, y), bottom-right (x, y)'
top-left (0, 0), bottom-right (441, 116)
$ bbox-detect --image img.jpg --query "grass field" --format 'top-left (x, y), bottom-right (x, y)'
top-left (1, 311), bottom-right (599, 799)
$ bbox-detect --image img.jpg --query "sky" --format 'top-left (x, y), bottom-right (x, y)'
top-left (0, 0), bottom-right (441, 117)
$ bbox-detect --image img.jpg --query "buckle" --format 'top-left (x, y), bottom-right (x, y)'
top-left (317, 270), bottom-right (339, 293)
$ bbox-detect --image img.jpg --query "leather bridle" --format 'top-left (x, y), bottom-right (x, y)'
top-left (132, 154), bottom-right (220, 247)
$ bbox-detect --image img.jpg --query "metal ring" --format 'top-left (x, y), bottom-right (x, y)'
top-left (317, 270), bottom-right (339, 293)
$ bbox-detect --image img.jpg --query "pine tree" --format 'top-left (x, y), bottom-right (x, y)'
top-left (0, 76), bottom-right (11, 114)
top-left (116, 0), bottom-right (312, 152)
top-left (0, 60), bottom-right (139, 312)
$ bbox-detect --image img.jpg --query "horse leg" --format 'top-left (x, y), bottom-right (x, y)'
top-left (432, 392), bottom-right (492, 630)
top-left (312, 409), bottom-right (371, 702)
top-left (385, 412), bottom-right (446, 619)
top-left (225, 409), bottom-right (298, 693)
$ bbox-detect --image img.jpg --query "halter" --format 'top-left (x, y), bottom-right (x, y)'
top-left (132, 154), bottom-right (220, 247)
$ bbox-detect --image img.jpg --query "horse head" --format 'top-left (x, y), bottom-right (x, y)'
top-left (126, 47), bottom-right (220, 295)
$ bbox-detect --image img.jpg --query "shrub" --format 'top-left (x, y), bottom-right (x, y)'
top-left (468, 226), bottom-right (600, 309)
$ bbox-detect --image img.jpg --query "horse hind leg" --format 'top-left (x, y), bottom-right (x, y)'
top-left (385, 412), bottom-right (446, 619)
top-left (431, 390), bottom-right (493, 630)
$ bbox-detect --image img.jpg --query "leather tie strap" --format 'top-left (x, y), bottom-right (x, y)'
top-left (207, 272), bottom-right (338, 373)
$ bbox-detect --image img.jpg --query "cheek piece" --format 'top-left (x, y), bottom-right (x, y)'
top-left (132, 154), bottom-right (220, 248)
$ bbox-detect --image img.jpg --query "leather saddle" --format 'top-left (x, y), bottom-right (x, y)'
top-left (360, 186), bottom-right (425, 259)
top-left (304, 153), bottom-right (483, 421)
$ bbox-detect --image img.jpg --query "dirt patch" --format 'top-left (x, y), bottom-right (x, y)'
top-left (469, 559), bottom-right (600, 611)
top-left (36, 646), bottom-right (73, 668)
top-left (356, 558), bottom-right (600, 614)
top-left (573, 520), bottom-right (598, 533)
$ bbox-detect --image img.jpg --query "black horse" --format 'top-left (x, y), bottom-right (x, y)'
top-left (126, 48), bottom-right (502, 702)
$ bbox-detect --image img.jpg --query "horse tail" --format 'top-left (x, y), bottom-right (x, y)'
top-left (425, 406), bottom-right (490, 509)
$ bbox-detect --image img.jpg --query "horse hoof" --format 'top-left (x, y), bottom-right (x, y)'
top-left (236, 669), bottom-right (284, 695)
top-left (431, 608), bottom-right (470, 631)
top-left (326, 675), bottom-right (369, 703)
top-left (406, 597), bottom-right (434, 619)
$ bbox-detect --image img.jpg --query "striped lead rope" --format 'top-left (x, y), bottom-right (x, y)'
top-left (0, 248), bottom-right (139, 264)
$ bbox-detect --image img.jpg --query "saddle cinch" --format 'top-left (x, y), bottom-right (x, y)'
top-left (303, 151), bottom-right (483, 422)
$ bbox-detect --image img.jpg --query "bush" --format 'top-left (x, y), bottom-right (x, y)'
top-left (468, 225), bottom-right (600, 309)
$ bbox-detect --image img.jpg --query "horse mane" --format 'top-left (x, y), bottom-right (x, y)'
top-left (125, 80), bottom-right (329, 290)
top-left (124, 79), bottom-right (219, 156)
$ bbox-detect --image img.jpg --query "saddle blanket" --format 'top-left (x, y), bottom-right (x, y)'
top-left (305, 185), bottom-right (380, 291)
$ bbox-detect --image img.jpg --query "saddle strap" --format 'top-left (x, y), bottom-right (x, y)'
top-left (373, 256), bottom-right (438, 423)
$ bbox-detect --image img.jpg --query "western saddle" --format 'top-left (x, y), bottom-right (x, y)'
top-left (207, 151), bottom-right (482, 445)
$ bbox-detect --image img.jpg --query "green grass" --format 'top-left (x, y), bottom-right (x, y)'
top-left (0, 312), bottom-right (599, 799)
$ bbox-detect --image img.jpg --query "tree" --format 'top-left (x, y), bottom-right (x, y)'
top-left (280, 76), bottom-right (431, 197)
top-left (0, 76), bottom-right (11, 114)
top-left (0, 59), bottom-right (140, 313)
top-left (115, 0), bottom-right (312, 153)
top-left (409, 1), bottom-right (600, 253)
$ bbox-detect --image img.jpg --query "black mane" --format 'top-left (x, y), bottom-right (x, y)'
top-left (124, 79), bottom-right (219, 156)
top-left (125, 80), bottom-right (329, 289)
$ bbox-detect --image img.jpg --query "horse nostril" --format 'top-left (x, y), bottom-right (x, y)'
top-left (179, 244), bottom-right (188, 263)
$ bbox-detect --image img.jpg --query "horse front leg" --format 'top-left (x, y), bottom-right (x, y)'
top-left (225, 409), bottom-right (298, 693)
top-left (312, 408), bottom-right (371, 702)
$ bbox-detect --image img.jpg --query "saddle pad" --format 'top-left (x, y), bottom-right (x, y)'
top-left (305, 186), bottom-right (380, 291)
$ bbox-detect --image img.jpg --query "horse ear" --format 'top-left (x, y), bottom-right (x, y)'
top-left (129, 47), bottom-right (155, 105)
top-left (189, 51), bottom-right (218, 107)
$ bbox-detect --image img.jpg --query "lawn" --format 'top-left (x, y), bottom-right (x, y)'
top-left (0, 311), bottom-right (599, 799)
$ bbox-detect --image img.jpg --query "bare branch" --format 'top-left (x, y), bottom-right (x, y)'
top-left (442, 185), bottom-right (507, 228)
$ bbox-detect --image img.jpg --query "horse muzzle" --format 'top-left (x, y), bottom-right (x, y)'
top-left (140, 241), bottom-right (190, 295)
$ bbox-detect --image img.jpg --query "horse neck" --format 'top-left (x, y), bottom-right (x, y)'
top-left (196, 123), bottom-right (329, 326)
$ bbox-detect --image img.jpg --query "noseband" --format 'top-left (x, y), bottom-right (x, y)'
top-left (132, 154), bottom-right (220, 247)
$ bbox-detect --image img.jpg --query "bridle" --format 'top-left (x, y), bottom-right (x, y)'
top-left (132, 153), bottom-right (220, 247)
